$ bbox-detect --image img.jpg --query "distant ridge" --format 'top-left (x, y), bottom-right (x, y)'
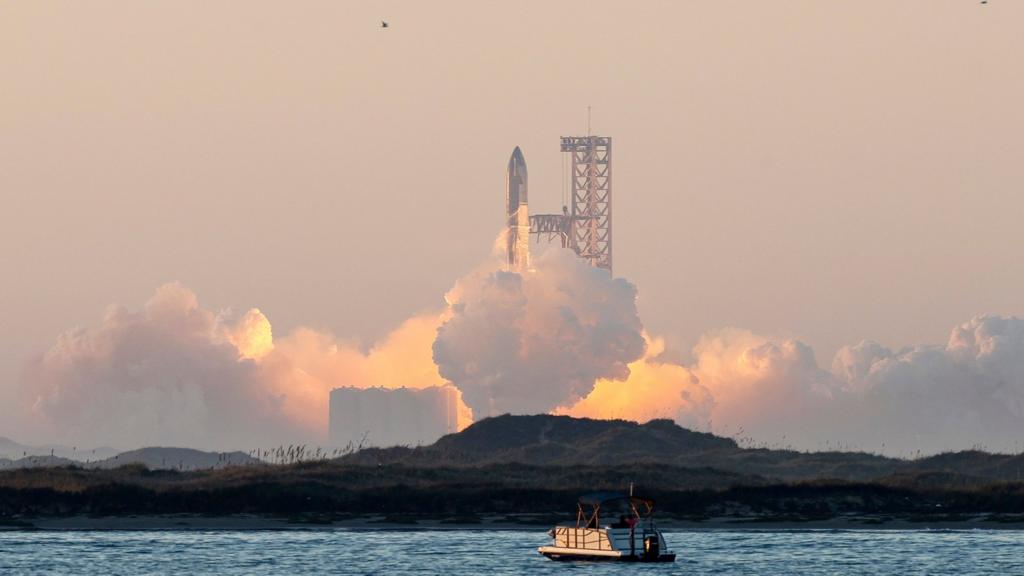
top-left (430, 414), bottom-right (736, 463)
top-left (4, 415), bottom-right (1024, 521)
top-left (340, 414), bottom-right (1024, 483)
top-left (4, 416), bottom-right (1023, 483)
top-left (0, 455), bottom-right (76, 469)
top-left (0, 437), bottom-right (119, 463)
top-left (0, 447), bottom-right (260, 471)
top-left (90, 447), bottom-right (261, 471)
top-left (0, 437), bottom-right (38, 460)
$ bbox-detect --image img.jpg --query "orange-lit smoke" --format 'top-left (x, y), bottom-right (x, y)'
top-left (21, 283), bottom-right (472, 450)
top-left (226, 308), bottom-right (274, 360)
top-left (556, 333), bottom-right (712, 430)
top-left (560, 328), bottom-right (839, 444)
top-left (686, 329), bottom-right (838, 440)
top-left (249, 309), bottom-right (472, 437)
top-left (433, 249), bottom-right (646, 419)
top-left (25, 277), bottom-right (1024, 455)
top-left (13, 272), bottom-right (859, 453)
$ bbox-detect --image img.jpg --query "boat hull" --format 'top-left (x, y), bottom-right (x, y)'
top-left (538, 547), bottom-right (676, 563)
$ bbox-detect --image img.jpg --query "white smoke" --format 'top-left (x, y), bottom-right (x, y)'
top-left (828, 315), bottom-right (1024, 454)
top-left (17, 268), bottom-right (1024, 456)
top-left (650, 315), bottom-right (1024, 455)
top-left (19, 248), bottom-right (647, 449)
top-left (556, 333), bottom-right (714, 427)
top-left (21, 283), bottom-right (295, 450)
top-left (687, 329), bottom-right (841, 444)
top-left (432, 249), bottom-right (646, 419)
top-left (18, 283), bottom-right (458, 451)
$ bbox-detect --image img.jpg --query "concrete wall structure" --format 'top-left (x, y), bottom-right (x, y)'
top-left (329, 385), bottom-right (459, 449)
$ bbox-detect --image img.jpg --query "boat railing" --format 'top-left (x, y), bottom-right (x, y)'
top-left (608, 527), bottom-right (657, 556)
top-left (551, 527), bottom-right (614, 551)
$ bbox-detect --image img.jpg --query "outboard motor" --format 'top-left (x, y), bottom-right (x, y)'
top-left (643, 535), bottom-right (660, 560)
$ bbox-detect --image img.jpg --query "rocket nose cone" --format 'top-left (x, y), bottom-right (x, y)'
top-left (508, 146), bottom-right (527, 177)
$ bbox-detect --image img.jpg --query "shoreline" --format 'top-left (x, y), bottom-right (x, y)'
top-left (5, 513), bottom-right (1024, 531)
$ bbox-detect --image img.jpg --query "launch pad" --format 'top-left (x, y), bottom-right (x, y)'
top-left (505, 136), bottom-right (613, 274)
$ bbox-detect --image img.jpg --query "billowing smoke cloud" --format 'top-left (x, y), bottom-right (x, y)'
top-left (432, 249), bottom-right (646, 419)
top-left (828, 315), bottom-right (1024, 454)
top-left (563, 316), bottom-right (1024, 455)
top-left (255, 311), bottom-right (467, 437)
top-left (22, 283), bottom-right (289, 450)
top-left (18, 259), bottom-right (1024, 456)
top-left (20, 283), bottom-right (466, 450)
top-left (687, 329), bottom-right (841, 446)
top-left (556, 333), bottom-right (713, 429)
top-left (20, 246), bottom-right (646, 449)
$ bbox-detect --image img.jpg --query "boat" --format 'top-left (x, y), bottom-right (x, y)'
top-left (537, 490), bottom-right (676, 562)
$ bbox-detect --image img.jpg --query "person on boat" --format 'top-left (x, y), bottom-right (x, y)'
top-left (613, 514), bottom-right (637, 529)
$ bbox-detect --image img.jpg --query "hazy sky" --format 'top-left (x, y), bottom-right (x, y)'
top-left (2, 1), bottom-right (1023, 439)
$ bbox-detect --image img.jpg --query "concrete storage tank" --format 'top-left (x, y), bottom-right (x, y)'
top-left (329, 385), bottom-right (458, 449)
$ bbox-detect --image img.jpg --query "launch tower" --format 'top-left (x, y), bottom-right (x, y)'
top-left (528, 136), bottom-right (613, 274)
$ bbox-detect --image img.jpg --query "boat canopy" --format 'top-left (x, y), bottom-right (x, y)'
top-left (574, 491), bottom-right (657, 528)
top-left (578, 492), bottom-right (655, 508)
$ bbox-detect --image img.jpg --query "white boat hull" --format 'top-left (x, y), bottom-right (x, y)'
top-left (538, 526), bottom-right (675, 562)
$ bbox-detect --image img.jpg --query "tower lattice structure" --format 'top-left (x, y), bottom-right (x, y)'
top-left (529, 136), bottom-right (613, 274)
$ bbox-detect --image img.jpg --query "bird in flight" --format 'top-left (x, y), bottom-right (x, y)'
top-left (381, 21), bottom-right (389, 28)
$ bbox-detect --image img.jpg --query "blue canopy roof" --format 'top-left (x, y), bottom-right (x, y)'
top-left (578, 492), bottom-right (654, 507)
top-left (578, 492), bottom-right (627, 506)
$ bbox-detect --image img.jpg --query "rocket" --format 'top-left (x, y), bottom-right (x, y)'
top-left (506, 146), bottom-right (530, 272)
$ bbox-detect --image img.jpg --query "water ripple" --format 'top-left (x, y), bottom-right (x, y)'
top-left (0, 529), bottom-right (1021, 575)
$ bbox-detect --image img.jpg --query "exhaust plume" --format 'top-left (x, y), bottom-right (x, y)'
top-left (433, 249), bottom-right (646, 419)
top-left (563, 318), bottom-right (1024, 455)
top-left (18, 263), bottom-right (1024, 456)
top-left (22, 283), bottom-right (288, 450)
top-left (20, 283), bottom-right (467, 450)
top-left (556, 333), bottom-right (713, 429)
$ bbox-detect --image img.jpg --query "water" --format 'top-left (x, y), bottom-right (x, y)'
top-left (1, 529), bottom-right (1021, 575)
